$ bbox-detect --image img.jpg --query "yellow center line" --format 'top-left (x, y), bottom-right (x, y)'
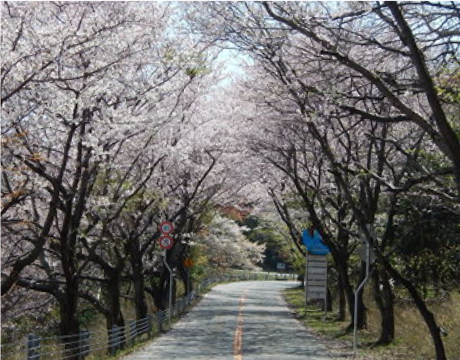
top-left (233, 290), bottom-right (248, 360)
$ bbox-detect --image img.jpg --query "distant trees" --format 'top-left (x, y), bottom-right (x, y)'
top-left (196, 214), bottom-right (265, 270)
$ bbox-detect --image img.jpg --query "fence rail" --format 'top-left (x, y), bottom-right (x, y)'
top-left (1, 271), bottom-right (297, 360)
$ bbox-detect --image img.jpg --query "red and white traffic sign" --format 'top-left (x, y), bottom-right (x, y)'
top-left (158, 235), bottom-right (174, 250)
top-left (159, 221), bottom-right (174, 234)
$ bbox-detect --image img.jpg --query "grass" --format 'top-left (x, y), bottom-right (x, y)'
top-left (283, 286), bottom-right (460, 360)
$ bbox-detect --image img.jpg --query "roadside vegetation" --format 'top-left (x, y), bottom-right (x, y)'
top-left (284, 286), bottom-right (460, 360)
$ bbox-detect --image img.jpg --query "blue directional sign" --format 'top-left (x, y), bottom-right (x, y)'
top-left (302, 230), bottom-right (330, 255)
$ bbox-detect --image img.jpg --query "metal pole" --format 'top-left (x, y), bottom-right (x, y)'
top-left (324, 259), bottom-right (328, 320)
top-left (304, 251), bottom-right (309, 313)
top-left (353, 240), bottom-right (370, 354)
top-left (163, 250), bottom-right (173, 325)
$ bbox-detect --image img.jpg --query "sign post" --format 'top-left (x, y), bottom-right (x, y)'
top-left (158, 221), bottom-right (174, 325)
top-left (302, 228), bottom-right (330, 318)
top-left (304, 253), bottom-right (308, 312)
top-left (305, 254), bottom-right (328, 314)
top-left (163, 250), bottom-right (173, 325)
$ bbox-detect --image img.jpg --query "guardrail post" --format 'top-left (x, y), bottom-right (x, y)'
top-left (108, 326), bottom-right (114, 356)
top-left (157, 310), bottom-right (164, 332)
top-left (152, 314), bottom-right (157, 334)
top-left (163, 307), bottom-right (168, 326)
top-left (27, 333), bottom-right (40, 360)
top-left (146, 315), bottom-right (152, 336)
top-left (78, 330), bottom-right (90, 360)
top-left (117, 326), bottom-right (122, 352)
top-left (108, 325), bottom-right (118, 356)
top-left (130, 320), bottom-right (137, 346)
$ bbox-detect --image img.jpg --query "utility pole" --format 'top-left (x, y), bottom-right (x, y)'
top-left (163, 250), bottom-right (173, 325)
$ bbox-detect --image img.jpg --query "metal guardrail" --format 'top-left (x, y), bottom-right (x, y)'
top-left (1, 271), bottom-right (298, 360)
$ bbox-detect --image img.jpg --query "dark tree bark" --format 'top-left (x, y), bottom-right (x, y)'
top-left (337, 276), bottom-right (347, 322)
top-left (333, 250), bottom-right (355, 326)
top-left (178, 262), bottom-right (190, 295)
top-left (350, 261), bottom-right (368, 331)
top-left (154, 270), bottom-right (168, 310)
top-left (379, 254), bottom-right (447, 360)
top-left (51, 286), bottom-right (80, 360)
top-left (326, 286), bottom-right (333, 312)
top-left (372, 267), bottom-right (395, 345)
top-left (129, 239), bottom-right (148, 320)
top-left (105, 272), bottom-right (125, 329)
top-left (104, 270), bottom-right (126, 350)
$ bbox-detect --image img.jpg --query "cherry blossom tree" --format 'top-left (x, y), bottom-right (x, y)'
top-left (1, 1), bottom-right (220, 348)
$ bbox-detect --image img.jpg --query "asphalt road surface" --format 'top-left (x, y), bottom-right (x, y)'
top-left (123, 281), bottom-right (331, 360)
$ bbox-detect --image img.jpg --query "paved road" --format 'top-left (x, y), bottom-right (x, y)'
top-left (123, 281), bottom-right (331, 360)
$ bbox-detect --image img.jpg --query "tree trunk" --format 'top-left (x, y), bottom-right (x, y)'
top-left (153, 271), bottom-right (168, 310)
top-left (132, 271), bottom-right (148, 319)
top-left (105, 269), bottom-right (126, 349)
top-left (334, 254), bottom-right (356, 327)
top-left (372, 267), bottom-right (395, 345)
top-left (380, 255), bottom-right (447, 360)
top-left (178, 263), bottom-right (189, 295)
top-left (130, 241), bottom-right (148, 319)
top-left (59, 293), bottom-right (80, 336)
top-left (337, 277), bottom-right (346, 321)
top-left (58, 286), bottom-right (80, 360)
top-left (343, 269), bottom-right (356, 325)
top-left (347, 261), bottom-right (367, 332)
top-left (326, 286), bottom-right (333, 312)
top-left (105, 272), bottom-right (125, 342)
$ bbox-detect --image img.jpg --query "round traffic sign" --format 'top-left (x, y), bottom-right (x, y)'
top-left (159, 221), bottom-right (174, 234)
top-left (158, 235), bottom-right (174, 250)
